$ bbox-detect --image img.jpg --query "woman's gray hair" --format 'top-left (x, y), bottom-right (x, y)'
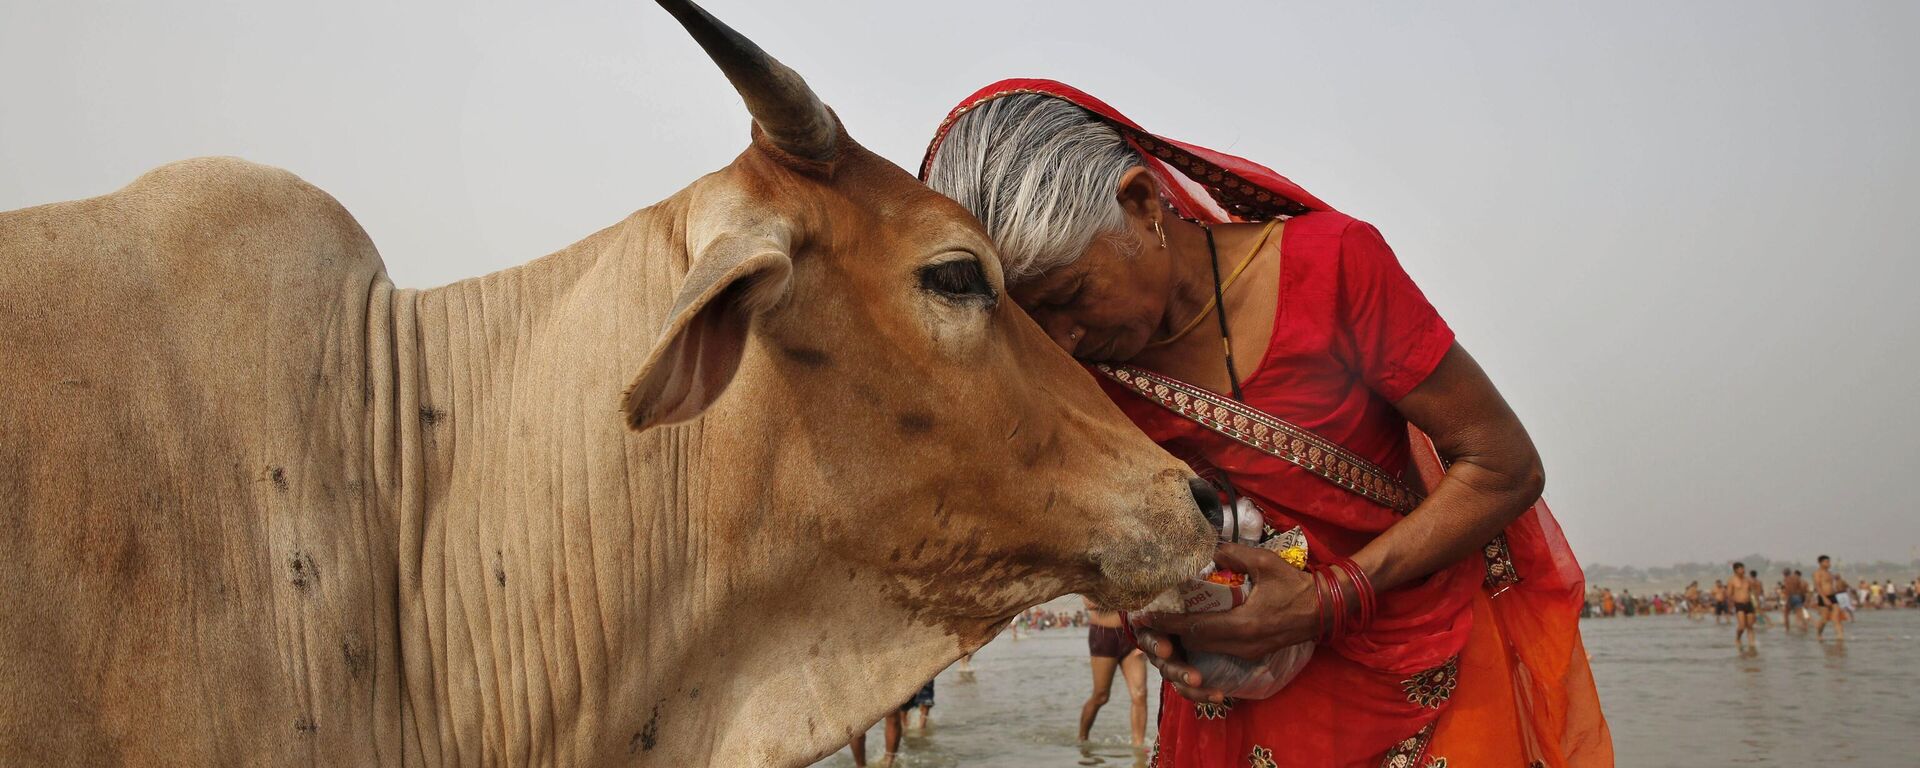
top-left (924, 94), bottom-right (1144, 282)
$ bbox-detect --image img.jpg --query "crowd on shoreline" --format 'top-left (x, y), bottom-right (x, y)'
top-left (1586, 574), bottom-right (1918, 618)
top-left (1585, 557), bottom-right (1916, 651)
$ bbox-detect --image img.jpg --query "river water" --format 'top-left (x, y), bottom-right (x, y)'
top-left (812, 609), bottom-right (1920, 767)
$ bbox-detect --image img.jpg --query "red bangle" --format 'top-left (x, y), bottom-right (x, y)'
top-left (1320, 563), bottom-right (1348, 641)
top-left (1331, 558), bottom-right (1378, 634)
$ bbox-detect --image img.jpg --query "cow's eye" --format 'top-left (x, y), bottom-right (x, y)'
top-left (918, 259), bottom-right (996, 304)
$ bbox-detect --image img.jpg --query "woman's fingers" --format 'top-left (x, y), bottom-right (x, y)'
top-left (1135, 627), bottom-right (1173, 659)
top-left (1134, 628), bottom-right (1209, 689)
top-left (1141, 608), bottom-right (1260, 652)
top-left (1211, 541), bottom-right (1277, 576)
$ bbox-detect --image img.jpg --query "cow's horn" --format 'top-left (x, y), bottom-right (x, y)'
top-left (656, 0), bottom-right (837, 162)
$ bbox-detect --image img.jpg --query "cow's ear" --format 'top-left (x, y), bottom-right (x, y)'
top-left (623, 233), bottom-right (793, 431)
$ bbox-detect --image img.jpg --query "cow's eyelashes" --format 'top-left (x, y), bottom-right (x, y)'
top-left (918, 259), bottom-right (996, 305)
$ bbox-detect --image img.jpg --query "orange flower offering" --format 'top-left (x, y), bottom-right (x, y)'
top-left (1205, 570), bottom-right (1247, 587)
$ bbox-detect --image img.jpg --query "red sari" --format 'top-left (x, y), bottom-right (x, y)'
top-left (924, 80), bottom-right (1613, 767)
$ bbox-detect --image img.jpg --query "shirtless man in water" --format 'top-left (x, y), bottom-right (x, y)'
top-left (1781, 568), bottom-right (1805, 630)
top-left (1813, 555), bottom-right (1845, 641)
top-left (1729, 562), bottom-right (1757, 650)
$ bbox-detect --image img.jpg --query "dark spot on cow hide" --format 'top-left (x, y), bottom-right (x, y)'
top-left (341, 632), bottom-right (369, 679)
top-left (419, 407), bottom-right (446, 427)
top-left (269, 466), bottom-right (289, 492)
top-left (687, 686), bottom-right (700, 701)
top-left (293, 716), bottom-right (318, 735)
top-left (492, 550), bottom-right (506, 588)
top-left (779, 345), bottom-right (832, 368)
top-left (289, 551), bottom-right (319, 592)
top-left (896, 411), bottom-right (934, 436)
top-left (1015, 427), bottom-right (1062, 469)
top-left (628, 704), bottom-right (661, 754)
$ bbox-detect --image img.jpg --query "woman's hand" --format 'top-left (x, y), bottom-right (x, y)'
top-left (1132, 543), bottom-right (1319, 699)
top-left (1132, 625), bottom-right (1219, 703)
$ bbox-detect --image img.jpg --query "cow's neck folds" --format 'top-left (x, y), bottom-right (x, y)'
top-left (376, 206), bottom-right (986, 764)
top-left (381, 210), bottom-right (708, 763)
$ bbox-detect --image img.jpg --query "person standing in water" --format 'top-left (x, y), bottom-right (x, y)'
top-left (1781, 568), bottom-right (1806, 630)
top-left (1078, 597), bottom-right (1150, 750)
top-left (1729, 562), bottom-right (1757, 650)
top-left (1813, 555), bottom-right (1845, 641)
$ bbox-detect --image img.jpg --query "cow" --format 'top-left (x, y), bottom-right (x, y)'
top-left (0, 1), bottom-right (1217, 765)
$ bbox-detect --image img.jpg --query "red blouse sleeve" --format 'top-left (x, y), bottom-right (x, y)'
top-left (1332, 219), bottom-right (1455, 402)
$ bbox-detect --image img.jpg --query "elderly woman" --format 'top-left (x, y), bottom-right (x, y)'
top-left (921, 80), bottom-right (1612, 767)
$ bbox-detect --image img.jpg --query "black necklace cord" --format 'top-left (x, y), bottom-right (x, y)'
top-left (1201, 224), bottom-right (1246, 402)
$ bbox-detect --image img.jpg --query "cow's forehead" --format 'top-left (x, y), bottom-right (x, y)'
top-left (702, 141), bottom-right (996, 260)
top-left (841, 155), bottom-right (992, 246)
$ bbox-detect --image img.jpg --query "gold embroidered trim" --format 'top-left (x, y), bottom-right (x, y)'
top-left (1483, 532), bottom-right (1522, 593)
top-left (1248, 744), bottom-right (1279, 768)
top-left (1096, 364), bottom-right (1424, 513)
top-left (1379, 723), bottom-right (1436, 768)
top-left (1401, 656), bottom-right (1460, 709)
top-left (1195, 697), bottom-right (1237, 720)
top-left (1130, 134), bottom-right (1313, 221)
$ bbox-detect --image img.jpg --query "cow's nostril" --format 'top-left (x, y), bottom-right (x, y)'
top-left (1187, 477), bottom-right (1224, 532)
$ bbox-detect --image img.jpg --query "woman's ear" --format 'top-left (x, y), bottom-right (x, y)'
top-left (1114, 166), bottom-right (1161, 220)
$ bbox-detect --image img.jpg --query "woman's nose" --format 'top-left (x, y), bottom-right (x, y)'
top-left (1039, 314), bottom-right (1082, 354)
top-left (1054, 325), bottom-right (1085, 356)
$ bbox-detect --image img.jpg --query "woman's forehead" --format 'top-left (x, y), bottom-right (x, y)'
top-left (1006, 259), bottom-right (1073, 295)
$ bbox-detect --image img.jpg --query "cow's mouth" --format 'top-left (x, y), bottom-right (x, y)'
top-left (1086, 478), bottom-right (1222, 610)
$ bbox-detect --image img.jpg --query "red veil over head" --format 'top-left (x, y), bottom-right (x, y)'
top-left (920, 78), bottom-right (1330, 225)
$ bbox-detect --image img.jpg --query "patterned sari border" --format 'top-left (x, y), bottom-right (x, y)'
top-left (1096, 364), bottom-right (1423, 514)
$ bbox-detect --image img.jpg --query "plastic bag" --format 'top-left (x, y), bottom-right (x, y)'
top-left (1133, 503), bottom-right (1315, 700)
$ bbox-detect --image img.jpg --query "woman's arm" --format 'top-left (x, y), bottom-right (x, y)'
top-left (1134, 342), bottom-right (1541, 698)
top-left (1350, 342), bottom-right (1543, 592)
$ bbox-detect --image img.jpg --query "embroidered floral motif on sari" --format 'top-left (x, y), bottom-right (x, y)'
top-left (1402, 657), bottom-right (1460, 709)
top-left (1195, 698), bottom-right (1236, 720)
top-left (1247, 744), bottom-right (1279, 768)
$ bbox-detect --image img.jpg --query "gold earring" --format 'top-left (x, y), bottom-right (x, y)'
top-left (1153, 219), bottom-right (1167, 249)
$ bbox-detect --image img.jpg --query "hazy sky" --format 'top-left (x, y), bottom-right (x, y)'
top-left (5, 1), bottom-right (1916, 567)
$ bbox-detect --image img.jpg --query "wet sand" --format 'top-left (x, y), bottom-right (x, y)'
top-left (813, 610), bottom-right (1920, 766)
